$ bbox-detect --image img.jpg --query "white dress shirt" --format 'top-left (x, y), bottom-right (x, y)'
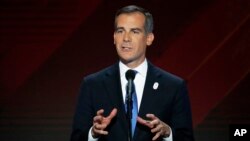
top-left (88, 59), bottom-right (172, 141)
top-left (119, 59), bottom-right (147, 110)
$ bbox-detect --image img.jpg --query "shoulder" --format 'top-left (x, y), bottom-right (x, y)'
top-left (84, 63), bottom-right (118, 81)
top-left (149, 63), bottom-right (188, 96)
top-left (149, 62), bottom-right (185, 85)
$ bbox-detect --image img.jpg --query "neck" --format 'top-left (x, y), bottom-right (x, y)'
top-left (122, 58), bottom-right (146, 69)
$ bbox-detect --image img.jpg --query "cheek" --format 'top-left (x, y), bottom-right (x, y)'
top-left (114, 35), bottom-right (120, 43)
top-left (136, 39), bottom-right (148, 49)
top-left (114, 37), bottom-right (122, 45)
top-left (115, 44), bottom-right (120, 52)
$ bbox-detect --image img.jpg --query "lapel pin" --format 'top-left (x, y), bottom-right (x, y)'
top-left (153, 82), bottom-right (159, 90)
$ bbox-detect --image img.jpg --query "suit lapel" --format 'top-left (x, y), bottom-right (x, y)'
top-left (138, 62), bottom-right (161, 118)
top-left (103, 63), bottom-right (129, 136)
top-left (132, 62), bottom-right (161, 140)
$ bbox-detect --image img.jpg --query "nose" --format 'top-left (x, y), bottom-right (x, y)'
top-left (123, 32), bottom-right (131, 42)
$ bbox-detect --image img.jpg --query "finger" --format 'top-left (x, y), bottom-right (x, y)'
top-left (150, 119), bottom-right (160, 127)
top-left (146, 114), bottom-right (160, 128)
top-left (93, 123), bottom-right (108, 134)
top-left (107, 108), bottom-right (117, 119)
top-left (152, 132), bottom-right (161, 141)
top-left (146, 114), bottom-right (157, 120)
top-left (92, 124), bottom-right (109, 138)
top-left (93, 115), bottom-right (103, 123)
top-left (95, 123), bottom-right (108, 130)
top-left (151, 124), bottom-right (161, 133)
top-left (137, 116), bottom-right (149, 125)
top-left (137, 116), bottom-right (154, 128)
top-left (97, 109), bottom-right (104, 116)
top-left (99, 130), bottom-right (108, 135)
top-left (93, 127), bottom-right (108, 135)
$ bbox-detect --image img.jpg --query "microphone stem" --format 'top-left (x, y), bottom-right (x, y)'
top-left (126, 79), bottom-right (133, 141)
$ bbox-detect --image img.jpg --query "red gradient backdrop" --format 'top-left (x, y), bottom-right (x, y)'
top-left (0, 0), bottom-right (249, 141)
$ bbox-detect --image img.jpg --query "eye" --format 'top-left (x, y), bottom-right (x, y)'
top-left (116, 29), bottom-right (123, 34)
top-left (132, 29), bottom-right (140, 34)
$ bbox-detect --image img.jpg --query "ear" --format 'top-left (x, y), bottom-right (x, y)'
top-left (146, 33), bottom-right (154, 46)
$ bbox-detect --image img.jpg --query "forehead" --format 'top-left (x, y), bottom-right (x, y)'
top-left (115, 12), bottom-right (146, 27)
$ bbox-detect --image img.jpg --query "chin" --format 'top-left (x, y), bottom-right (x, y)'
top-left (120, 58), bottom-right (133, 64)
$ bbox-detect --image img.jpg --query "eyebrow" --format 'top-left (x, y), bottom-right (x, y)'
top-left (131, 28), bottom-right (143, 32)
top-left (115, 27), bottom-right (143, 32)
top-left (115, 27), bottom-right (124, 31)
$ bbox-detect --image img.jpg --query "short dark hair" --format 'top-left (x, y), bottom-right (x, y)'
top-left (115, 5), bottom-right (154, 34)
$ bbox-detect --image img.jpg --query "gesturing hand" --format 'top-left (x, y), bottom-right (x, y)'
top-left (137, 114), bottom-right (171, 141)
top-left (91, 108), bottom-right (117, 138)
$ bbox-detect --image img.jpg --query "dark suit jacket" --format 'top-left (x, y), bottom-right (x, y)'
top-left (70, 62), bottom-right (194, 141)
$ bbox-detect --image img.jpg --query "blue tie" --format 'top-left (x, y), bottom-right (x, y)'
top-left (125, 72), bottom-right (138, 137)
top-left (131, 81), bottom-right (138, 137)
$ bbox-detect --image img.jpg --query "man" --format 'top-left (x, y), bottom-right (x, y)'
top-left (70, 5), bottom-right (194, 141)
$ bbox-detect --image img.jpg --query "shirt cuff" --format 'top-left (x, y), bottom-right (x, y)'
top-left (162, 127), bottom-right (173, 141)
top-left (88, 127), bottom-right (98, 141)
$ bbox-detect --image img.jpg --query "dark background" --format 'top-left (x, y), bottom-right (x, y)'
top-left (0, 0), bottom-right (250, 141)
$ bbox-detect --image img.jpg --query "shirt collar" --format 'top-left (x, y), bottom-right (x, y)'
top-left (119, 59), bottom-right (148, 78)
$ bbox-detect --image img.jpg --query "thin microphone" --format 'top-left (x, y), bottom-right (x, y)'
top-left (126, 70), bottom-right (136, 96)
top-left (125, 69), bottom-right (136, 141)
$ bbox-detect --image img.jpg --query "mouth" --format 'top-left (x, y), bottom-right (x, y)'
top-left (121, 43), bottom-right (132, 51)
top-left (121, 46), bottom-right (133, 52)
top-left (122, 46), bottom-right (131, 49)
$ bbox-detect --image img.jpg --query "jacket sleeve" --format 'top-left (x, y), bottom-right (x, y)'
top-left (170, 81), bottom-right (195, 141)
top-left (70, 78), bottom-right (95, 141)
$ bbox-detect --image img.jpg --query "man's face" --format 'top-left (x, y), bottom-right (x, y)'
top-left (114, 12), bottom-right (154, 68)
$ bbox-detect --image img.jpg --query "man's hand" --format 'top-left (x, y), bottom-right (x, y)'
top-left (137, 114), bottom-right (171, 141)
top-left (91, 108), bottom-right (117, 138)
